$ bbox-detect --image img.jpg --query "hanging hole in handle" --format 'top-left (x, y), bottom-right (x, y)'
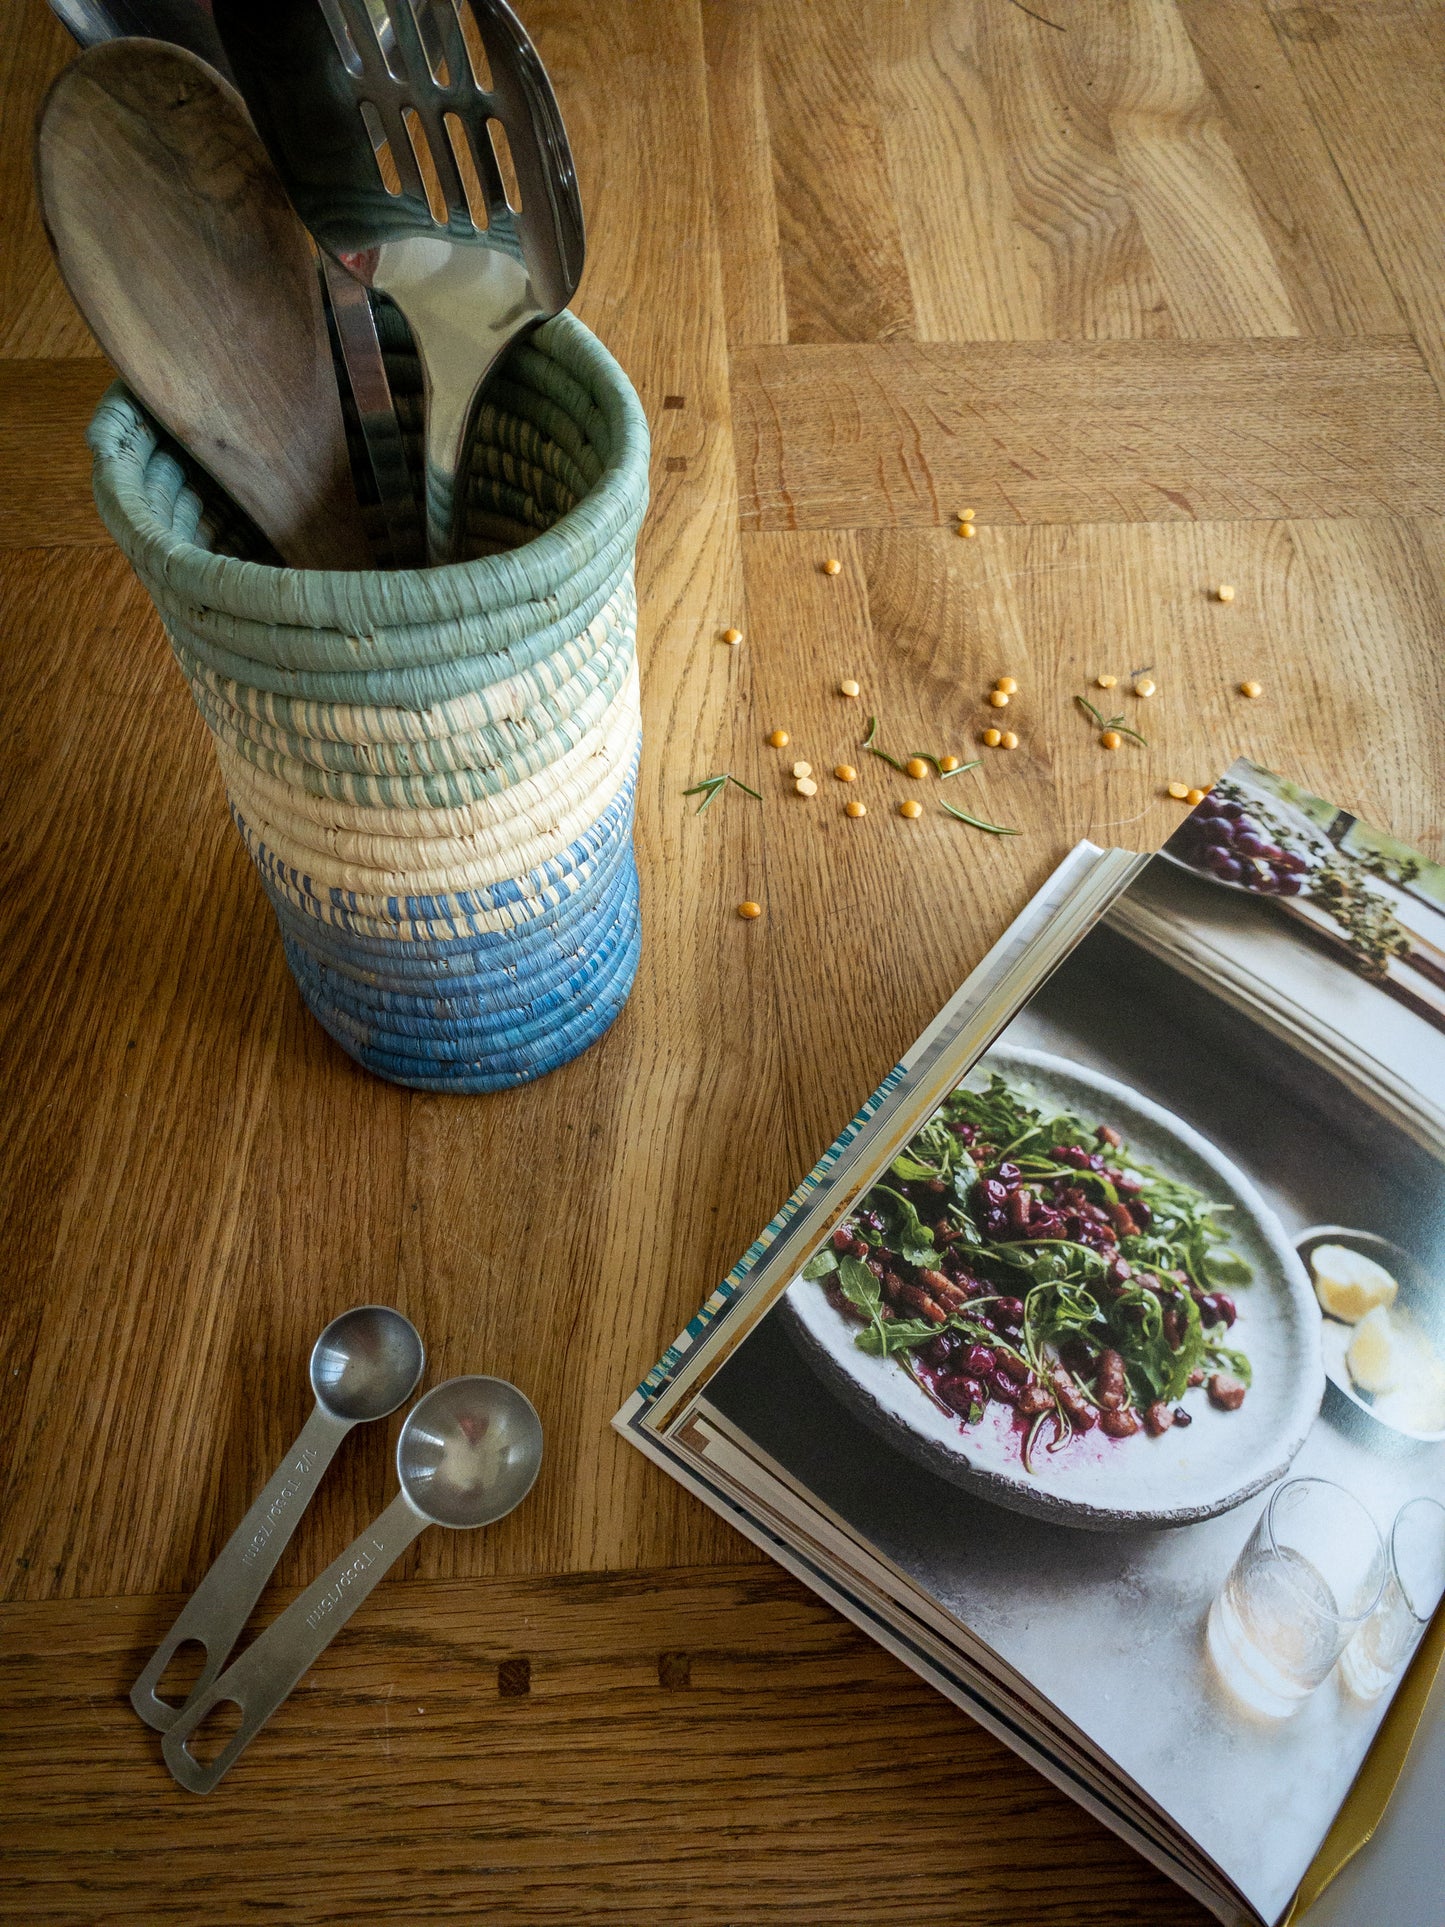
top-left (454, 1), bottom-right (493, 91)
top-left (183, 1697), bottom-right (244, 1768)
top-left (444, 113), bottom-right (490, 230)
top-left (488, 118), bottom-right (521, 213)
top-left (153, 1638), bottom-right (209, 1708)
top-left (359, 100), bottom-right (403, 196)
top-left (403, 106), bottom-right (450, 225)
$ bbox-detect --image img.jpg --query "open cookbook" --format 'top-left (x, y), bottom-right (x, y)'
top-left (616, 761), bottom-right (1445, 1927)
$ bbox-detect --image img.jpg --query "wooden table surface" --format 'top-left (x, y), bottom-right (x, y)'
top-left (3, 2), bottom-right (1444, 1920)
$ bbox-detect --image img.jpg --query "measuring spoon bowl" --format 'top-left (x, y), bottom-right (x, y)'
top-left (163, 1376), bottom-right (542, 1793)
top-left (131, 1305), bottom-right (423, 1732)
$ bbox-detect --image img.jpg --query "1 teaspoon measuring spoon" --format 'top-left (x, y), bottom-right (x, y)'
top-left (131, 1305), bottom-right (424, 1732)
top-left (163, 1376), bottom-right (543, 1792)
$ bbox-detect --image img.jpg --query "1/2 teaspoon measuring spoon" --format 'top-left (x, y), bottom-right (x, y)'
top-left (131, 1304), bottom-right (424, 1731)
top-left (163, 1375), bottom-right (543, 1792)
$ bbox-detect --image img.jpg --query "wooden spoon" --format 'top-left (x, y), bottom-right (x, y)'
top-left (35, 38), bottom-right (371, 570)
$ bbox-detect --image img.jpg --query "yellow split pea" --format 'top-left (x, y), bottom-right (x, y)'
top-left (1000, 731), bottom-right (1019, 750)
top-left (987, 690), bottom-right (1010, 709)
top-left (737, 901), bottom-right (762, 920)
top-left (767, 729), bottom-right (790, 748)
top-left (839, 679), bottom-right (861, 698)
top-left (834, 764), bottom-right (858, 782)
top-left (994, 677), bottom-right (1018, 696)
top-left (822, 557), bottom-right (842, 575)
top-left (1101, 731), bottom-right (1122, 751)
top-left (722, 627), bottom-right (742, 645)
top-left (982, 728), bottom-right (1002, 748)
top-left (846, 799), bottom-right (867, 818)
top-left (1240, 680), bottom-right (1263, 699)
top-left (905, 757), bottom-right (931, 779)
top-left (899, 799), bottom-right (924, 819)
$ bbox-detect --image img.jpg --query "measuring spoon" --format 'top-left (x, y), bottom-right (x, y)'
top-left (131, 1305), bottom-right (424, 1732)
top-left (163, 1376), bottom-right (543, 1792)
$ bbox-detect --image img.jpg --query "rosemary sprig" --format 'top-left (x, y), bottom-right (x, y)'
top-left (867, 718), bottom-right (977, 777)
top-left (1074, 694), bottom-right (1148, 748)
top-left (682, 772), bottom-right (763, 814)
top-left (941, 799), bottom-right (1021, 836)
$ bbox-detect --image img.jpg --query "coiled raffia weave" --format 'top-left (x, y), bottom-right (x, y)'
top-left (87, 310), bottom-right (650, 1091)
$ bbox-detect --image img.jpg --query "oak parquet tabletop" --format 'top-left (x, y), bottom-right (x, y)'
top-left (3, 2), bottom-right (1444, 1920)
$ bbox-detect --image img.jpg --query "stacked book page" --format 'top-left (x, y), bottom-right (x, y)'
top-left (618, 761), bottom-right (1445, 1927)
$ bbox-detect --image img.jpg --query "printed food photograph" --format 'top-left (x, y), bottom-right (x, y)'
top-left (786, 1048), bottom-right (1324, 1528)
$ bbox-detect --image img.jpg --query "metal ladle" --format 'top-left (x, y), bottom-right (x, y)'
top-left (131, 1304), bottom-right (424, 1732)
top-left (162, 1375), bottom-right (543, 1792)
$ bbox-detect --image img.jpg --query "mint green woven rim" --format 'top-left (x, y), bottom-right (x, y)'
top-left (86, 310), bottom-right (650, 678)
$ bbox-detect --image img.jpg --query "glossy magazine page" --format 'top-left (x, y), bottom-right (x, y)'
top-left (618, 763), bottom-right (1445, 1927)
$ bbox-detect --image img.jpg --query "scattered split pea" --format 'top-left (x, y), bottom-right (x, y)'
top-left (1133, 678), bottom-right (1157, 698)
top-left (1000, 731), bottom-right (1019, 750)
top-left (1215, 585), bottom-right (1236, 603)
top-left (822, 557), bottom-right (842, 575)
top-left (834, 764), bottom-right (858, 782)
top-left (899, 799), bottom-right (923, 819)
top-left (1240, 680), bottom-right (1263, 699)
top-left (1167, 781), bottom-right (1191, 800)
top-left (839, 678), bottom-right (861, 698)
top-left (958, 522), bottom-right (977, 539)
top-left (982, 727), bottom-right (1002, 748)
top-left (846, 799), bottom-right (867, 818)
top-left (722, 626), bottom-right (742, 645)
top-left (1100, 730), bottom-right (1122, 751)
top-left (794, 777), bottom-right (818, 797)
top-left (939, 755), bottom-right (960, 773)
top-left (767, 729), bottom-right (790, 748)
top-left (737, 901), bottom-right (762, 920)
top-left (988, 690), bottom-right (1010, 709)
top-left (994, 676), bottom-right (1018, 695)
top-left (792, 760), bottom-right (812, 779)
top-left (905, 756), bottom-right (931, 779)
top-left (1095, 673), bottom-right (1118, 690)
top-left (1186, 788), bottom-right (1207, 806)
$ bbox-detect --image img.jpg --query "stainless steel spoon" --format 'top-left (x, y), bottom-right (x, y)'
top-left (215, 0), bottom-right (585, 564)
top-left (162, 1375), bottom-right (543, 1792)
top-left (131, 1305), bottom-right (424, 1732)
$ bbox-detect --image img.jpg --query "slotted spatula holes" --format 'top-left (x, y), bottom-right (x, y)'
top-left (453, 0), bottom-right (493, 90)
top-left (445, 112), bottom-right (490, 229)
top-left (317, 0), bottom-right (365, 75)
top-left (402, 105), bottom-right (449, 224)
top-left (359, 98), bottom-right (403, 195)
top-left (488, 116), bottom-right (521, 212)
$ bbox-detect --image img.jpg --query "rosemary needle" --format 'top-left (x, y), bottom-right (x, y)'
top-left (941, 799), bottom-right (1021, 836)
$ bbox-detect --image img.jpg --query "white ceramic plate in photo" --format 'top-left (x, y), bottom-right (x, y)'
top-left (782, 1046), bottom-right (1325, 1532)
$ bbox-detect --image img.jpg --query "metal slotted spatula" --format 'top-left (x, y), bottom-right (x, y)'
top-left (215, 0), bottom-right (585, 565)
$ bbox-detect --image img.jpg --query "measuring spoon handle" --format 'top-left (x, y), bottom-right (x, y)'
top-left (130, 1403), bottom-right (349, 1732)
top-left (162, 1492), bottom-right (424, 1794)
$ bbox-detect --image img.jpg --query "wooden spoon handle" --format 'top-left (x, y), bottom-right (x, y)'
top-left (36, 39), bottom-right (372, 571)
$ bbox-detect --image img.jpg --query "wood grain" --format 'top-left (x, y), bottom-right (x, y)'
top-left (733, 337), bottom-right (1445, 529)
top-left (4, 0), bottom-right (1445, 1917)
top-left (0, 361), bottom-right (115, 548)
top-left (0, 1568), bottom-right (1208, 1925)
